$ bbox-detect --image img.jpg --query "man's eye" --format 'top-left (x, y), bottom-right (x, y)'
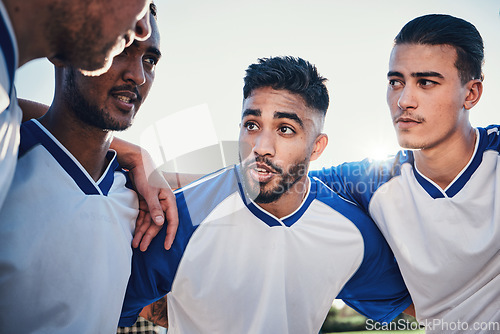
top-left (244, 122), bottom-right (259, 131)
top-left (419, 79), bottom-right (437, 87)
top-left (144, 57), bottom-right (158, 66)
top-left (279, 126), bottom-right (294, 135)
top-left (388, 79), bottom-right (403, 87)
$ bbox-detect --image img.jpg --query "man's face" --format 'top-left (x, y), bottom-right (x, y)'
top-left (387, 43), bottom-right (472, 150)
top-left (239, 87), bottom-right (322, 204)
top-left (63, 16), bottom-right (161, 131)
top-left (48, 0), bottom-right (151, 75)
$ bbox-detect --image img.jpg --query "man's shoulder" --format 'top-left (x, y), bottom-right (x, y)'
top-left (174, 165), bottom-right (241, 227)
top-left (478, 125), bottom-right (500, 153)
top-left (310, 177), bottom-right (381, 237)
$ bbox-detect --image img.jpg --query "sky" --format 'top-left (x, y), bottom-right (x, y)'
top-left (15, 0), bottom-right (500, 173)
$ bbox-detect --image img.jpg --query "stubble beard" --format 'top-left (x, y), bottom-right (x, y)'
top-left (240, 155), bottom-right (309, 204)
top-left (64, 69), bottom-right (132, 132)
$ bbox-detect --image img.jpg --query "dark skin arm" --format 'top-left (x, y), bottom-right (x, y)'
top-left (139, 296), bottom-right (169, 328)
top-left (403, 303), bottom-right (416, 317)
top-left (18, 98), bottom-right (178, 250)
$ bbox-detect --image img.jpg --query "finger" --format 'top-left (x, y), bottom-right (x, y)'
top-left (140, 223), bottom-right (163, 252)
top-left (132, 212), bottom-right (152, 248)
top-left (163, 190), bottom-right (179, 250)
top-left (144, 191), bottom-right (165, 226)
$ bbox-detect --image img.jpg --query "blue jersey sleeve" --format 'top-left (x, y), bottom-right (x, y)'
top-left (335, 206), bottom-right (412, 323)
top-left (314, 181), bottom-right (411, 323)
top-left (119, 192), bottom-right (197, 327)
top-left (309, 154), bottom-right (408, 212)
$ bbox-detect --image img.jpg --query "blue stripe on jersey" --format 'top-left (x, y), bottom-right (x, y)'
top-left (413, 169), bottom-right (445, 199)
top-left (233, 166), bottom-right (281, 227)
top-left (309, 154), bottom-right (407, 212)
top-left (0, 10), bottom-right (15, 96)
top-left (179, 166), bottom-right (241, 227)
top-left (444, 127), bottom-right (488, 197)
top-left (234, 165), bottom-right (316, 227)
top-left (312, 179), bottom-right (412, 323)
top-left (20, 120), bottom-right (116, 196)
top-left (99, 151), bottom-right (119, 195)
top-left (282, 181), bottom-right (316, 227)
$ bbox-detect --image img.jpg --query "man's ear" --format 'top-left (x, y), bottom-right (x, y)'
top-left (463, 79), bottom-right (483, 110)
top-left (310, 133), bottom-right (328, 162)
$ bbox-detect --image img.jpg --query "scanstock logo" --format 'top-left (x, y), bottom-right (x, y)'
top-left (138, 104), bottom-right (240, 175)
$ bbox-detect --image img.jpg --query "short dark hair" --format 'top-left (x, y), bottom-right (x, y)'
top-left (243, 56), bottom-right (329, 116)
top-left (394, 14), bottom-right (484, 84)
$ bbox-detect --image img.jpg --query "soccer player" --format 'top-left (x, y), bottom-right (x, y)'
top-left (0, 5), bottom-right (163, 333)
top-left (118, 56), bottom-right (412, 334)
top-left (0, 0), bottom-right (178, 250)
top-left (310, 14), bottom-right (499, 333)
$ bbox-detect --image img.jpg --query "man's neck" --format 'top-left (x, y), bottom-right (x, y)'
top-left (39, 107), bottom-right (113, 182)
top-left (413, 126), bottom-right (477, 190)
top-left (257, 176), bottom-right (310, 219)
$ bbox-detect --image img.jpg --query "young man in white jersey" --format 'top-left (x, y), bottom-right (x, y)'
top-left (118, 56), bottom-right (413, 334)
top-left (0, 0), bottom-right (178, 249)
top-left (310, 14), bottom-right (499, 333)
top-left (0, 5), bottom-right (164, 333)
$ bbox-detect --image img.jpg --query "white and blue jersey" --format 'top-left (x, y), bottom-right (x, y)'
top-left (120, 165), bottom-right (411, 334)
top-left (0, 1), bottom-right (21, 209)
top-left (0, 120), bottom-right (139, 333)
top-left (310, 125), bottom-right (500, 333)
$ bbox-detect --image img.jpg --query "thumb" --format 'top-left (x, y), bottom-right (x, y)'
top-left (145, 193), bottom-right (165, 226)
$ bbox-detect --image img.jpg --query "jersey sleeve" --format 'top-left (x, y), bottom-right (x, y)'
top-left (336, 208), bottom-right (412, 323)
top-left (119, 193), bottom-right (196, 327)
top-left (309, 156), bottom-right (400, 212)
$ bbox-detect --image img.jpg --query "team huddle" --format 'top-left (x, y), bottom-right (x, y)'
top-left (0, 1), bottom-right (498, 333)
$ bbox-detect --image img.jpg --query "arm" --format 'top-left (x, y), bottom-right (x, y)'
top-left (309, 157), bottom-right (399, 212)
top-left (162, 171), bottom-right (204, 189)
top-left (139, 296), bottom-right (169, 328)
top-left (111, 138), bottom-right (179, 251)
top-left (403, 303), bottom-right (416, 317)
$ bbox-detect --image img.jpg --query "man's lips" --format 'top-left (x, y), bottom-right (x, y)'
top-left (110, 90), bottom-right (140, 111)
top-left (248, 163), bottom-right (278, 183)
top-left (394, 116), bottom-right (423, 130)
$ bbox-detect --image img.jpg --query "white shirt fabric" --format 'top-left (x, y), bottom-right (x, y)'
top-left (0, 1), bottom-right (21, 209)
top-left (311, 125), bottom-right (500, 334)
top-left (120, 165), bottom-right (411, 334)
top-left (0, 120), bottom-right (139, 333)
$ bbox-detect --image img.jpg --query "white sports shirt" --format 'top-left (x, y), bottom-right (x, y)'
top-left (0, 1), bottom-right (21, 209)
top-left (120, 165), bottom-right (411, 334)
top-left (0, 120), bottom-right (139, 333)
top-left (310, 125), bottom-right (500, 334)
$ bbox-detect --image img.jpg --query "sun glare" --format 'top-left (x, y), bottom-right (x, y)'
top-left (368, 146), bottom-right (393, 161)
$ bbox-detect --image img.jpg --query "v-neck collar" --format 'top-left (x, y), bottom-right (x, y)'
top-left (412, 128), bottom-right (485, 199)
top-left (21, 120), bottom-right (119, 196)
top-left (234, 165), bottom-right (316, 227)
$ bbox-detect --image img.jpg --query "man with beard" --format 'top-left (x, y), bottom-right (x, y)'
top-left (0, 0), bottom-right (152, 207)
top-left (2, 0), bottom-right (176, 253)
top-left (118, 56), bottom-right (412, 334)
top-left (0, 5), bottom-right (162, 333)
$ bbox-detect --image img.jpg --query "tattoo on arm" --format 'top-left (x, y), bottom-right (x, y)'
top-left (141, 296), bottom-right (169, 328)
